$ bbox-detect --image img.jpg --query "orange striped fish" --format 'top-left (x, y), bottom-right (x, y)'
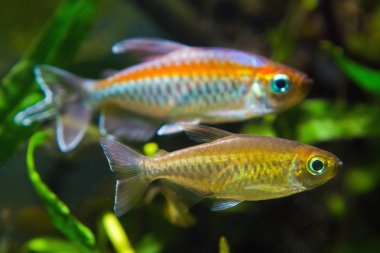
top-left (15, 38), bottom-right (312, 152)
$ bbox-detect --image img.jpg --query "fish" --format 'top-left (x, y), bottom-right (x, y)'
top-left (100, 124), bottom-right (342, 216)
top-left (15, 38), bottom-right (312, 152)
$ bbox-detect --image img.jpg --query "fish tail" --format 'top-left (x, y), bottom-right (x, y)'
top-left (15, 65), bottom-right (95, 152)
top-left (100, 138), bottom-right (152, 216)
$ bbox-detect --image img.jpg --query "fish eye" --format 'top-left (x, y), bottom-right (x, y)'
top-left (307, 157), bottom-right (327, 175)
top-left (270, 74), bottom-right (291, 94)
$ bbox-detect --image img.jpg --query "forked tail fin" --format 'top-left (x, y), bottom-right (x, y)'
top-left (14, 65), bottom-right (95, 152)
top-left (100, 138), bottom-right (151, 216)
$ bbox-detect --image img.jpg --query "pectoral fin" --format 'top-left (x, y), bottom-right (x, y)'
top-left (156, 120), bottom-right (200, 136)
top-left (99, 107), bottom-right (158, 142)
top-left (211, 200), bottom-right (243, 211)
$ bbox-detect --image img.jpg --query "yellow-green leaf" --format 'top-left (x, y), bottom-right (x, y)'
top-left (22, 237), bottom-right (80, 253)
top-left (100, 212), bottom-right (135, 253)
top-left (219, 236), bottom-right (230, 253)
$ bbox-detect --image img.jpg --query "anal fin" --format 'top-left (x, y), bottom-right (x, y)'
top-left (160, 180), bottom-right (204, 211)
top-left (99, 107), bottom-right (159, 142)
top-left (145, 184), bottom-right (197, 227)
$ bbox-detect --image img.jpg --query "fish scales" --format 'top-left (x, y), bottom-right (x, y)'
top-left (143, 136), bottom-right (296, 198)
top-left (90, 49), bottom-right (256, 119)
top-left (16, 38), bottom-right (313, 152)
top-left (100, 124), bottom-right (342, 215)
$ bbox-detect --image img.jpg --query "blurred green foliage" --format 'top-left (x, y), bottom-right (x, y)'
top-left (22, 237), bottom-right (80, 253)
top-left (345, 168), bottom-right (379, 194)
top-left (294, 100), bottom-right (380, 143)
top-left (325, 194), bottom-right (346, 218)
top-left (219, 236), bottom-right (230, 253)
top-left (99, 212), bottom-right (135, 253)
top-left (134, 235), bottom-right (163, 253)
top-left (0, 0), bottom-right (99, 163)
top-left (322, 41), bottom-right (380, 95)
top-left (242, 99), bottom-right (380, 144)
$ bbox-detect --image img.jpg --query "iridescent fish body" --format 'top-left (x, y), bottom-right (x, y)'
top-left (101, 125), bottom-right (342, 216)
top-left (15, 38), bottom-right (312, 152)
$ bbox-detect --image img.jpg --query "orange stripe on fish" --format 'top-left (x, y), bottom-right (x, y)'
top-left (14, 38), bottom-right (312, 152)
top-left (93, 59), bottom-right (258, 91)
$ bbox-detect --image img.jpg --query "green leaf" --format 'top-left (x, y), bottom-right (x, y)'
top-left (291, 99), bottom-right (380, 144)
top-left (99, 212), bottom-right (136, 253)
top-left (344, 168), bottom-right (378, 194)
top-left (26, 131), bottom-right (97, 253)
top-left (325, 194), bottom-right (346, 218)
top-left (0, 0), bottom-right (99, 164)
top-left (269, 0), bottom-right (317, 62)
top-left (240, 115), bottom-right (277, 137)
top-left (22, 237), bottom-right (80, 253)
top-left (135, 234), bottom-right (163, 253)
top-left (321, 41), bottom-right (380, 94)
top-left (219, 236), bottom-right (230, 253)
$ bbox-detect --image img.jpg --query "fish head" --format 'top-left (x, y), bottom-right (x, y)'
top-left (290, 144), bottom-right (342, 190)
top-left (253, 63), bottom-right (312, 112)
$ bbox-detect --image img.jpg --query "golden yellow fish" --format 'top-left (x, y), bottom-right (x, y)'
top-left (101, 125), bottom-right (342, 216)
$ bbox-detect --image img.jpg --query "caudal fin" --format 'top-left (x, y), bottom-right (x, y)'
top-left (14, 65), bottom-right (94, 152)
top-left (100, 138), bottom-right (151, 216)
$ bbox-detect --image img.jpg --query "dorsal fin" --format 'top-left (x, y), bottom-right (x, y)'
top-left (181, 124), bottom-right (232, 143)
top-left (112, 38), bottom-right (187, 61)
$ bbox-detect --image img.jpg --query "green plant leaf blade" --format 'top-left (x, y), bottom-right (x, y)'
top-left (219, 236), bottom-right (230, 253)
top-left (26, 131), bottom-right (97, 253)
top-left (22, 237), bottom-right (80, 253)
top-left (135, 234), bottom-right (163, 253)
top-left (100, 212), bottom-right (136, 253)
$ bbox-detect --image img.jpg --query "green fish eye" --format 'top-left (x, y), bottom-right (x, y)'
top-left (270, 74), bottom-right (291, 94)
top-left (307, 157), bottom-right (327, 175)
